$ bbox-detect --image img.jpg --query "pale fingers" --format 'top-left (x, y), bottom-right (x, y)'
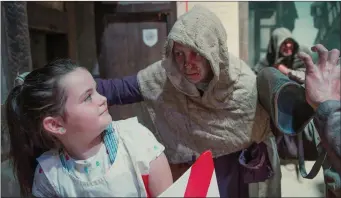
top-left (277, 64), bottom-right (290, 75)
top-left (328, 49), bottom-right (340, 66)
top-left (298, 51), bottom-right (315, 74)
top-left (288, 70), bottom-right (305, 84)
top-left (311, 44), bottom-right (328, 69)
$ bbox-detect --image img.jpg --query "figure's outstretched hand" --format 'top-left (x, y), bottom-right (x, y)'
top-left (276, 64), bottom-right (305, 84)
top-left (298, 44), bottom-right (340, 110)
top-left (276, 64), bottom-right (290, 75)
top-left (288, 70), bottom-right (305, 84)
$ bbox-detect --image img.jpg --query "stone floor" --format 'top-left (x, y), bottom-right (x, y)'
top-left (281, 160), bottom-right (325, 197)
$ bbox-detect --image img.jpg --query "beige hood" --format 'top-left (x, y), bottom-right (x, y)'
top-left (137, 5), bottom-right (271, 163)
top-left (162, 5), bottom-right (239, 108)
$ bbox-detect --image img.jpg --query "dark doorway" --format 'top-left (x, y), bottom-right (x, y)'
top-left (29, 29), bottom-right (68, 69)
top-left (96, 2), bottom-right (176, 128)
top-left (46, 33), bottom-right (68, 62)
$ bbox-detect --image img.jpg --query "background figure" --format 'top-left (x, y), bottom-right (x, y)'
top-left (253, 27), bottom-right (318, 164)
top-left (253, 27), bottom-right (311, 80)
top-left (257, 44), bottom-right (340, 198)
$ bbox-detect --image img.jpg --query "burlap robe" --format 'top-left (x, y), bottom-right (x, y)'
top-left (137, 5), bottom-right (281, 197)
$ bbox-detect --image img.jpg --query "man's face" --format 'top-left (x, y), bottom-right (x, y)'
top-left (172, 42), bottom-right (212, 84)
top-left (280, 39), bottom-right (295, 57)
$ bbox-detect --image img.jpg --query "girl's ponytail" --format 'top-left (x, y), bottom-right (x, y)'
top-left (6, 84), bottom-right (41, 196)
top-left (5, 59), bottom-right (79, 196)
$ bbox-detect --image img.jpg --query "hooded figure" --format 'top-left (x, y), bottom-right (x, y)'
top-left (136, 5), bottom-right (281, 197)
top-left (253, 28), bottom-right (319, 164)
top-left (253, 27), bottom-right (311, 79)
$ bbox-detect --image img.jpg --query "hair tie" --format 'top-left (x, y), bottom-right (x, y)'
top-left (15, 72), bottom-right (30, 86)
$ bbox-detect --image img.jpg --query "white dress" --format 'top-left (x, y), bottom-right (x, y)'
top-left (32, 117), bottom-right (165, 197)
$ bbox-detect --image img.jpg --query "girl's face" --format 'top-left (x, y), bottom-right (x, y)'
top-left (173, 42), bottom-right (212, 84)
top-left (60, 68), bottom-right (112, 140)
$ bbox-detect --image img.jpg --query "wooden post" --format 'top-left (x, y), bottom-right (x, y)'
top-left (66, 2), bottom-right (77, 61)
top-left (1, 1), bottom-right (32, 163)
top-left (239, 2), bottom-right (249, 63)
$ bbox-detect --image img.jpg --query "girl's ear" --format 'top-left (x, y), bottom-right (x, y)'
top-left (43, 116), bottom-right (66, 135)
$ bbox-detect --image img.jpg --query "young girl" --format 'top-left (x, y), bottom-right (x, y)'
top-left (5, 59), bottom-right (173, 197)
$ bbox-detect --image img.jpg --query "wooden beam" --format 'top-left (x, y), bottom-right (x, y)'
top-left (167, 2), bottom-right (177, 33)
top-left (94, 2), bottom-right (118, 59)
top-left (104, 12), bottom-right (168, 23)
top-left (35, 2), bottom-right (65, 12)
top-left (27, 2), bottom-right (68, 33)
top-left (239, 2), bottom-right (249, 63)
top-left (115, 2), bottom-right (171, 13)
top-left (65, 2), bottom-right (77, 60)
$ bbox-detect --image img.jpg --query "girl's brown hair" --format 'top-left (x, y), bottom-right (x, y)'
top-left (5, 59), bottom-right (79, 196)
